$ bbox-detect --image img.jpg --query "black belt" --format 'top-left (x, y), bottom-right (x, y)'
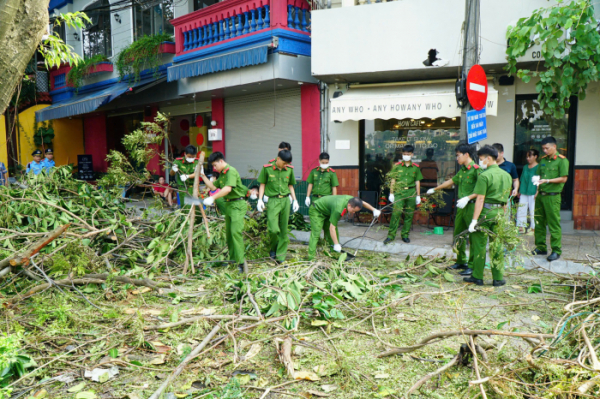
top-left (468, 200), bottom-right (476, 204)
top-left (540, 192), bottom-right (559, 196)
top-left (483, 203), bottom-right (505, 209)
top-left (225, 197), bottom-right (244, 202)
top-left (312, 194), bottom-right (323, 198)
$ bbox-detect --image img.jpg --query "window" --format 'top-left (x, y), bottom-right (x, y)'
top-left (83, 0), bottom-right (112, 58)
top-left (194, 0), bottom-right (219, 11)
top-left (51, 20), bottom-right (66, 42)
top-left (134, 0), bottom-right (175, 40)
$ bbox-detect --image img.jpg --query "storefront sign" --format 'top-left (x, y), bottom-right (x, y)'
top-left (77, 155), bottom-right (94, 181)
top-left (467, 108), bottom-right (487, 144)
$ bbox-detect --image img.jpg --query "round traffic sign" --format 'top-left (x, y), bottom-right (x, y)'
top-left (466, 65), bottom-right (488, 111)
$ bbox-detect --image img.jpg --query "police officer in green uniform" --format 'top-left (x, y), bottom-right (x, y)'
top-left (307, 196), bottom-right (380, 261)
top-left (465, 145), bottom-right (512, 286)
top-left (532, 136), bottom-right (569, 262)
top-left (427, 143), bottom-right (481, 274)
top-left (201, 152), bottom-right (249, 273)
top-left (170, 145), bottom-right (199, 199)
top-left (305, 152), bottom-right (339, 206)
top-left (256, 150), bottom-right (299, 263)
top-left (384, 145), bottom-right (423, 244)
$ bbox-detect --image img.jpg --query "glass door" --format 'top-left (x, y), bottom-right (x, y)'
top-left (514, 95), bottom-right (576, 210)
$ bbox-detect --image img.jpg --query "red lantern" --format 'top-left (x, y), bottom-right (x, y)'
top-left (196, 134), bottom-right (204, 146)
top-left (180, 136), bottom-right (190, 147)
top-left (180, 119), bottom-right (190, 131)
top-left (195, 115), bottom-right (204, 127)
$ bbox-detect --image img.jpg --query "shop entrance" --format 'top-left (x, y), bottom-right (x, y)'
top-left (513, 95), bottom-right (577, 210)
top-left (360, 117), bottom-right (461, 195)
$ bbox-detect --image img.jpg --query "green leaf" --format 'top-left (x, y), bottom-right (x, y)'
top-left (68, 382), bottom-right (86, 393)
top-left (528, 283), bottom-right (542, 294)
top-left (423, 281), bottom-right (440, 288)
top-left (443, 272), bottom-right (455, 283)
top-left (75, 392), bottom-right (97, 399)
top-left (497, 321), bottom-right (510, 330)
top-left (311, 320), bottom-right (329, 327)
top-left (108, 348), bottom-right (119, 359)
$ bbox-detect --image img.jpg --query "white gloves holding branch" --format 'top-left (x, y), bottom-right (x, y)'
top-left (203, 196), bottom-right (214, 207)
top-left (532, 175), bottom-right (541, 186)
top-left (333, 244), bottom-right (342, 253)
top-left (415, 196), bottom-right (421, 205)
top-left (292, 200), bottom-right (300, 213)
top-left (468, 219), bottom-right (478, 233)
top-left (171, 164), bottom-right (179, 173)
top-left (427, 188), bottom-right (435, 195)
top-left (388, 193), bottom-right (395, 203)
top-left (372, 209), bottom-right (381, 218)
top-left (305, 197), bottom-right (311, 207)
top-left (257, 199), bottom-right (265, 213)
top-left (289, 195), bottom-right (293, 204)
top-left (263, 195), bottom-right (269, 203)
top-left (456, 196), bottom-right (470, 209)
top-left (180, 174), bottom-right (188, 182)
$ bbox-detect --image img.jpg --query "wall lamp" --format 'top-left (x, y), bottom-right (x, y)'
top-left (211, 120), bottom-right (217, 127)
top-left (114, 13), bottom-right (121, 23)
top-left (73, 32), bottom-right (80, 41)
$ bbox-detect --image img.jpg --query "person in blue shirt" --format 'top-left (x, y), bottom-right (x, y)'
top-left (25, 150), bottom-right (45, 175)
top-left (492, 143), bottom-right (519, 197)
top-left (42, 148), bottom-right (55, 171)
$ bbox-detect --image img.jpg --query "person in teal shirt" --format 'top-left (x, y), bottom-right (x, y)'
top-left (517, 149), bottom-right (539, 234)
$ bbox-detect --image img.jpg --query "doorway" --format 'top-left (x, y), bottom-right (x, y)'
top-left (513, 95), bottom-right (576, 210)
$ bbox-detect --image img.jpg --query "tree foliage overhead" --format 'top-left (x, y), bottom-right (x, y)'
top-left (506, 0), bottom-right (600, 118)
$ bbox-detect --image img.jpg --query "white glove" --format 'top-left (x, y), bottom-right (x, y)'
top-left (372, 209), bottom-right (381, 218)
top-left (415, 196), bottom-right (421, 205)
top-left (257, 199), bottom-right (265, 213)
top-left (456, 196), bottom-right (470, 209)
top-left (292, 200), bottom-right (300, 213)
top-left (200, 166), bottom-right (204, 176)
top-left (468, 219), bottom-right (477, 233)
top-left (171, 164), bottom-right (179, 172)
top-left (388, 193), bottom-right (395, 203)
top-left (180, 174), bottom-right (188, 182)
top-left (532, 175), bottom-right (541, 186)
top-left (305, 197), bottom-right (311, 207)
top-left (203, 196), bottom-right (214, 207)
top-left (333, 244), bottom-right (342, 253)
top-left (427, 188), bottom-right (435, 195)
top-left (289, 195), bottom-right (293, 204)
top-left (263, 195), bottom-right (269, 203)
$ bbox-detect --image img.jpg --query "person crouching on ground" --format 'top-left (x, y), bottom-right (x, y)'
top-left (153, 176), bottom-right (174, 207)
top-left (308, 196), bottom-right (380, 261)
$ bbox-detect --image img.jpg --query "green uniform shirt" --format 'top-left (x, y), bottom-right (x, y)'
top-left (390, 161), bottom-right (423, 193)
top-left (214, 164), bottom-right (247, 199)
top-left (307, 166), bottom-right (339, 196)
top-left (451, 161), bottom-right (482, 198)
top-left (257, 162), bottom-right (296, 197)
top-left (313, 195), bottom-right (353, 227)
top-left (537, 153), bottom-right (569, 193)
top-left (473, 164), bottom-right (512, 204)
top-left (173, 158), bottom-right (199, 187)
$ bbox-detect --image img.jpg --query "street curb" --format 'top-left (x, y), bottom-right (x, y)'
top-left (290, 230), bottom-right (593, 275)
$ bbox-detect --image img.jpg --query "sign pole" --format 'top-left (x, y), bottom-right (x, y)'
top-left (460, 0), bottom-right (480, 145)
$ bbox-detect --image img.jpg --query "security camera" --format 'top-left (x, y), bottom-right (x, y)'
top-left (211, 120), bottom-right (217, 127)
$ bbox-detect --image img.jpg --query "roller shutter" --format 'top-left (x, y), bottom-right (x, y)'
top-left (224, 89), bottom-right (302, 179)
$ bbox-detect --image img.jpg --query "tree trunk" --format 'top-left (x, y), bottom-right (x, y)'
top-left (0, 0), bottom-right (49, 116)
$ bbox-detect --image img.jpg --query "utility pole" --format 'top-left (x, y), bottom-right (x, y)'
top-left (460, 0), bottom-right (480, 142)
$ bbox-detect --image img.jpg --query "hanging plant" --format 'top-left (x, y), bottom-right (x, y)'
top-left (66, 54), bottom-right (110, 88)
top-left (33, 120), bottom-right (55, 146)
top-left (115, 33), bottom-right (174, 84)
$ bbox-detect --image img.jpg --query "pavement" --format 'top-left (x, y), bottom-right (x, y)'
top-left (291, 219), bottom-right (600, 276)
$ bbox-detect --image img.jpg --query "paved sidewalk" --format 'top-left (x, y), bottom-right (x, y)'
top-left (292, 220), bottom-right (600, 276)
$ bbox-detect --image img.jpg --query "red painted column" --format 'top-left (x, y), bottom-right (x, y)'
top-left (84, 114), bottom-right (108, 173)
top-left (211, 97), bottom-right (226, 155)
top-left (145, 106), bottom-right (162, 175)
top-left (301, 84), bottom-right (321, 180)
top-left (270, 0), bottom-right (289, 29)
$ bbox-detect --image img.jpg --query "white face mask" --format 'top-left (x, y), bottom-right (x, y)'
top-left (185, 157), bottom-right (195, 163)
top-left (249, 194), bottom-right (258, 200)
top-left (479, 159), bottom-right (488, 169)
top-left (402, 155), bottom-right (412, 162)
top-left (320, 163), bottom-right (329, 169)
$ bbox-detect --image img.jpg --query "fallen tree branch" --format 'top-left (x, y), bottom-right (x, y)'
top-left (406, 354), bottom-right (460, 396)
top-left (378, 329), bottom-right (554, 358)
top-left (1, 224), bottom-right (70, 269)
top-left (470, 335), bottom-right (488, 399)
top-left (148, 323), bottom-right (221, 399)
top-left (145, 315), bottom-right (260, 330)
top-left (278, 336), bottom-right (295, 379)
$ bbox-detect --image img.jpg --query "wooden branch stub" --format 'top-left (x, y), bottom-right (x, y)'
top-left (9, 224), bottom-right (71, 267)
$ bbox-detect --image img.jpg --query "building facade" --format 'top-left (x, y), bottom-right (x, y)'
top-left (312, 0), bottom-right (600, 230)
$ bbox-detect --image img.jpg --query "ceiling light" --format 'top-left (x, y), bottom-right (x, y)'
top-left (410, 119), bottom-right (414, 122)
top-left (452, 117), bottom-right (457, 121)
top-left (427, 124), bottom-right (432, 127)
top-left (441, 119), bottom-right (446, 123)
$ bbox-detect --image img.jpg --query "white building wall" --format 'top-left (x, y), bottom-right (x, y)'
top-left (574, 82), bottom-right (600, 166)
top-left (480, 82), bottom-right (516, 162)
top-left (326, 86), bottom-right (359, 166)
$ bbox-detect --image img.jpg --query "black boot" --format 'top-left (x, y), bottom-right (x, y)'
top-left (547, 252), bottom-right (560, 261)
top-left (463, 276), bottom-right (483, 285)
top-left (383, 238), bottom-right (393, 245)
top-left (269, 251), bottom-right (276, 260)
top-left (238, 261), bottom-right (248, 274)
top-left (449, 263), bottom-right (468, 270)
top-left (402, 237), bottom-right (410, 243)
top-left (531, 248), bottom-right (548, 255)
top-left (459, 268), bottom-right (473, 276)
top-left (493, 279), bottom-right (506, 287)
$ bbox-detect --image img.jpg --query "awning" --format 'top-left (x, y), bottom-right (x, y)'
top-left (167, 41), bottom-right (273, 82)
top-left (330, 82), bottom-right (498, 122)
top-left (36, 76), bottom-right (157, 122)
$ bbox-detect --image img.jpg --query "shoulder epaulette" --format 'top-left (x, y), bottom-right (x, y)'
top-left (287, 164), bottom-right (294, 169)
top-left (329, 168), bottom-right (336, 172)
top-left (222, 167), bottom-right (229, 174)
top-left (558, 154), bottom-right (566, 159)
top-left (395, 161), bottom-right (402, 165)
top-left (412, 163), bottom-right (419, 167)
top-left (473, 164), bottom-right (479, 169)
top-left (269, 158), bottom-right (275, 163)
top-left (314, 166), bottom-right (320, 170)
top-left (341, 209), bottom-right (348, 217)
top-left (263, 164), bottom-right (272, 168)
top-left (176, 157), bottom-right (183, 160)
top-left (541, 155), bottom-right (548, 159)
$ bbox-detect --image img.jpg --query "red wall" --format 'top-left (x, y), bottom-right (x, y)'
top-left (145, 107), bottom-right (162, 175)
top-left (301, 84), bottom-right (321, 180)
top-left (573, 168), bottom-right (600, 230)
top-left (84, 114), bottom-right (108, 173)
top-left (211, 98), bottom-right (225, 155)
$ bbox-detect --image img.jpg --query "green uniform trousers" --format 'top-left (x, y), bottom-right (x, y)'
top-left (308, 207), bottom-right (339, 260)
top-left (310, 195), bottom-right (334, 247)
top-left (454, 202), bottom-right (476, 266)
top-left (534, 194), bottom-right (562, 255)
top-left (470, 207), bottom-right (504, 281)
top-left (223, 200), bottom-right (246, 264)
top-left (387, 188), bottom-right (416, 240)
top-left (266, 197), bottom-right (291, 262)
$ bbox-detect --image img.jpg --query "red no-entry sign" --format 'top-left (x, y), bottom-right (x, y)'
top-left (466, 64), bottom-right (488, 111)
